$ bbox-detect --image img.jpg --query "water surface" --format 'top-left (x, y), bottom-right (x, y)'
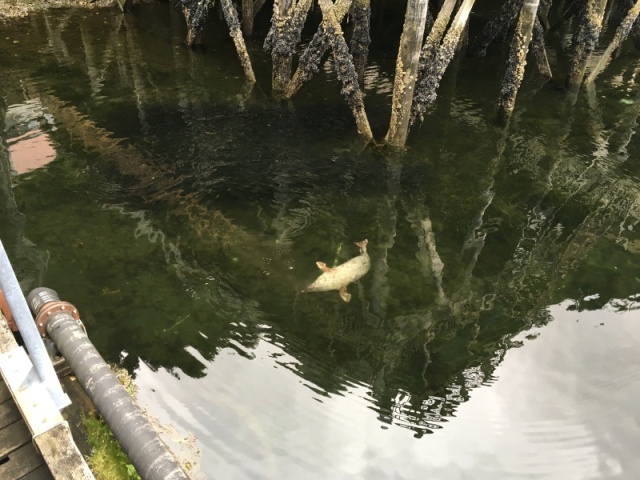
top-left (2, 6), bottom-right (640, 479)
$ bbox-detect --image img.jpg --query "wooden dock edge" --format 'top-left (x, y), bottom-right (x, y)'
top-left (0, 313), bottom-right (94, 479)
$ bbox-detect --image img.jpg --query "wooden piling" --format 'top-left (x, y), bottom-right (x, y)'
top-left (351, 0), bottom-right (372, 84)
top-left (468, 0), bottom-right (523, 58)
top-left (385, 0), bottom-right (430, 147)
top-left (539, 0), bottom-right (552, 29)
top-left (318, 0), bottom-right (374, 141)
top-left (531, 18), bottom-right (553, 78)
top-left (567, 0), bottom-right (608, 89)
top-left (182, 0), bottom-right (213, 47)
top-left (283, 0), bottom-right (353, 99)
top-left (265, 0), bottom-right (313, 93)
top-left (266, 0), bottom-right (293, 91)
top-left (242, 0), bottom-right (254, 37)
top-left (411, 0), bottom-right (476, 123)
top-left (498, 0), bottom-right (541, 122)
top-left (220, 0), bottom-right (257, 84)
top-left (410, 0), bottom-right (457, 123)
top-left (551, 0), bottom-right (584, 32)
top-left (585, 0), bottom-right (640, 83)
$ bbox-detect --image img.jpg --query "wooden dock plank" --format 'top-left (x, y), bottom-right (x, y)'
top-left (0, 380), bottom-right (10, 403)
top-left (0, 420), bottom-right (31, 458)
top-left (0, 398), bottom-right (22, 429)
top-left (18, 464), bottom-right (54, 480)
top-left (0, 442), bottom-right (45, 480)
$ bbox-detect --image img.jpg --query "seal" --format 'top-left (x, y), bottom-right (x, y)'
top-left (303, 240), bottom-right (370, 302)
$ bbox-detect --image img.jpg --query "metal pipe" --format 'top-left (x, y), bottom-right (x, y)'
top-left (0, 240), bottom-right (70, 410)
top-left (28, 288), bottom-right (190, 480)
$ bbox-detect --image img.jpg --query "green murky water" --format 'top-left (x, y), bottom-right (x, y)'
top-left (2, 5), bottom-right (640, 479)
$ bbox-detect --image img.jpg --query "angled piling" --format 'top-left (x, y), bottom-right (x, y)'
top-left (221, 0), bottom-right (257, 84)
top-left (318, 0), bottom-right (374, 141)
top-left (265, 0), bottom-right (313, 92)
top-left (468, 0), bottom-right (523, 58)
top-left (385, 0), bottom-right (430, 147)
top-left (284, 0), bottom-right (353, 98)
top-left (412, 0), bottom-right (476, 123)
top-left (182, 0), bottom-right (214, 47)
top-left (567, 0), bottom-right (608, 89)
top-left (585, 0), bottom-right (640, 83)
top-left (498, 0), bottom-right (541, 123)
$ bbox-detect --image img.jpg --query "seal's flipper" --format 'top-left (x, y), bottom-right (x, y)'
top-left (354, 239), bottom-right (368, 253)
top-left (339, 286), bottom-right (351, 302)
top-left (316, 261), bottom-right (331, 273)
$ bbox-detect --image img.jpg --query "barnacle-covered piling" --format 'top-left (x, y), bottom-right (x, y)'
top-left (284, 0), bottom-right (353, 99)
top-left (182, 0), bottom-right (214, 47)
top-left (220, 0), bottom-right (257, 84)
top-left (531, 18), bottom-right (552, 78)
top-left (586, 0), bottom-right (640, 83)
top-left (411, 0), bottom-right (476, 123)
top-left (410, 0), bottom-right (457, 124)
top-left (385, 0), bottom-right (430, 147)
top-left (265, 0), bottom-right (294, 91)
top-left (351, 0), bottom-right (372, 84)
top-left (265, 0), bottom-right (312, 92)
top-left (468, 0), bottom-right (523, 58)
top-left (498, 0), bottom-right (541, 123)
top-left (567, 0), bottom-right (608, 89)
top-left (318, 0), bottom-right (373, 141)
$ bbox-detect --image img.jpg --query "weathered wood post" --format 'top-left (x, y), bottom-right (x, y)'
top-left (267, 0), bottom-right (291, 91)
top-left (182, 0), bottom-right (213, 47)
top-left (266, 0), bottom-right (293, 91)
top-left (411, 0), bottom-right (476, 123)
top-left (265, 0), bottom-right (313, 93)
top-left (318, 0), bottom-right (374, 142)
top-left (242, 0), bottom-right (254, 36)
top-left (539, 0), bottom-right (552, 29)
top-left (567, 0), bottom-right (608, 89)
top-left (220, 0), bottom-right (257, 84)
top-left (468, 0), bottom-right (523, 58)
top-left (531, 18), bottom-right (552, 78)
top-left (497, 0), bottom-right (541, 123)
top-left (585, 0), bottom-right (640, 83)
top-left (284, 0), bottom-right (353, 99)
top-left (410, 0), bottom-right (457, 125)
top-left (385, 0), bottom-right (430, 147)
top-left (351, 0), bottom-right (372, 84)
